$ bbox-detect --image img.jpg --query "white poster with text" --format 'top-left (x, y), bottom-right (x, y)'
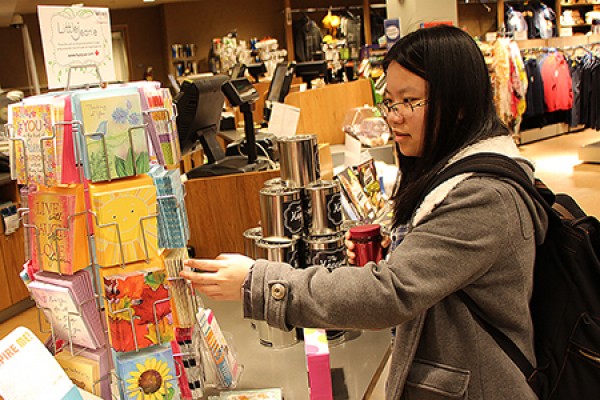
top-left (38, 6), bottom-right (115, 89)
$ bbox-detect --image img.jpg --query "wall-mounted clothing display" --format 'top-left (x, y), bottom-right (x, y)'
top-left (293, 14), bottom-right (323, 61)
top-left (505, 1), bottom-right (557, 39)
top-left (572, 53), bottom-right (600, 130)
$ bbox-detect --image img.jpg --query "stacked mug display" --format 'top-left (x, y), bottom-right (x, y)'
top-left (260, 135), bottom-right (349, 343)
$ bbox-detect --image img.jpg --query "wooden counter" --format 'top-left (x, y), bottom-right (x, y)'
top-left (184, 169), bottom-right (280, 258)
top-left (285, 78), bottom-right (375, 145)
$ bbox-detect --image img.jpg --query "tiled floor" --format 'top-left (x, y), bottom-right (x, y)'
top-left (1, 129), bottom-right (599, 398)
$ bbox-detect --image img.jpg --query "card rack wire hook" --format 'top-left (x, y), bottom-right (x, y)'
top-left (66, 64), bottom-right (104, 91)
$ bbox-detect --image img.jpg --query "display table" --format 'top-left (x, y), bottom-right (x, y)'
top-left (202, 297), bottom-right (391, 399)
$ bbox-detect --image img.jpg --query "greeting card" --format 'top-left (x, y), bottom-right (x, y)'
top-left (55, 346), bottom-right (112, 400)
top-left (9, 102), bottom-right (56, 185)
top-left (103, 263), bottom-right (174, 352)
top-left (90, 175), bottom-right (158, 267)
top-left (75, 88), bottom-right (149, 182)
top-left (115, 345), bottom-right (180, 400)
top-left (164, 249), bottom-right (195, 329)
top-left (149, 165), bottom-right (189, 249)
top-left (29, 280), bottom-right (103, 349)
top-left (140, 87), bottom-right (180, 166)
top-left (196, 308), bottom-right (240, 388)
top-left (0, 327), bottom-right (83, 400)
top-left (55, 351), bottom-right (99, 395)
top-left (28, 185), bottom-right (90, 274)
top-left (173, 328), bottom-right (204, 399)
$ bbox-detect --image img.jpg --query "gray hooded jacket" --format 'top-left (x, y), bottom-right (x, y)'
top-left (245, 135), bottom-right (548, 399)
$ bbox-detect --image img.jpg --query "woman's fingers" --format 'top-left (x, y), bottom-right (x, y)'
top-left (184, 258), bottom-right (221, 273)
top-left (381, 236), bottom-right (391, 249)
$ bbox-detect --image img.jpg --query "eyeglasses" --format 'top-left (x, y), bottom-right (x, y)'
top-left (377, 98), bottom-right (428, 118)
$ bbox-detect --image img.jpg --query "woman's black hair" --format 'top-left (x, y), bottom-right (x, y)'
top-left (384, 25), bottom-right (510, 227)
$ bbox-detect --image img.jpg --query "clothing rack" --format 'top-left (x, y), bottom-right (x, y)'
top-left (289, 4), bottom-right (386, 13)
top-left (518, 40), bottom-right (600, 162)
top-left (521, 42), bottom-right (600, 55)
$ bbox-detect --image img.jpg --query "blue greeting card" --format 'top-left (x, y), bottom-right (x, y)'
top-left (115, 345), bottom-right (180, 400)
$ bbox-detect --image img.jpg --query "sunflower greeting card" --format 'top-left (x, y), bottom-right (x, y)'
top-left (115, 345), bottom-right (180, 400)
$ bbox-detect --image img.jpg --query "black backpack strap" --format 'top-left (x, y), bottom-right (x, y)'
top-left (423, 152), bottom-right (561, 228)
top-left (457, 291), bottom-right (536, 380)
top-left (421, 153), bottom-right (552, 381)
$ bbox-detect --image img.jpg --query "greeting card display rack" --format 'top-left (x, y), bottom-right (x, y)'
top-left (4, 65), bottom-right (241, 399)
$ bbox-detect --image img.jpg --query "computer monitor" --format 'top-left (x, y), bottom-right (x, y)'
top-left (246, 62), bottom-right (267, 83)
top-left (175, 76), bottom-right (268, 179)
top-left (229, 64), bottom-right (246, 79)
top-left (295, 60), bottom-right (327, 89)
top-left (175, 74), bottom-right (228, 164)
top-left (263, 61), bottom-right (296, 122)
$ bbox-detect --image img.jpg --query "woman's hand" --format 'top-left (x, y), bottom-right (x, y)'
top-left (180, 253), bottom-right (254, 301)
top-left (345, 231), bottom-right (391, 265)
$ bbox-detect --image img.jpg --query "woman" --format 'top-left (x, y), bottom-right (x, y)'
top-left (181, 26), bottom-right (547, 399)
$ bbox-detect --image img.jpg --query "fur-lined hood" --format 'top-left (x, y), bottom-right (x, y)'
top-left (412, 134), bottom-right (548, 244)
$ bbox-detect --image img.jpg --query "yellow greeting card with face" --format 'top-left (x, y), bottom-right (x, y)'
top-left (90, 175), bottom-right (158, 267)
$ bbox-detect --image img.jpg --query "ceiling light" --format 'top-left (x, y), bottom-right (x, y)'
top-left (143, 0), bottom-right (155, 2)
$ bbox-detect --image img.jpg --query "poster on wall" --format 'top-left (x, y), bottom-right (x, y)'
top-left (38, 5), bottom-right (116, 89)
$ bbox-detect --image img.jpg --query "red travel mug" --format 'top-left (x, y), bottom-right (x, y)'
top-left (349, 224), bottom-right (383, 267)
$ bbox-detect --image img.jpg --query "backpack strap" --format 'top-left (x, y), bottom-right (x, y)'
top-left (421, 152), bottom-right (555, 382)
top-left (423, 152), bottom-right (561, 228)
top-left (457, 291), bottom-right (536, 380)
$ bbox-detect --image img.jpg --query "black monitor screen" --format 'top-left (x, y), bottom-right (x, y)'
top-left (266, 62), bottom-right (296, 103)
top-left (230, 64), bottom-right (246, 79)
top-left (174, 74), bottom-right (228, 162)
top-left (295, 60), bottom-right (327, 89)
top-left (295, 60), bottom-right (327, 79)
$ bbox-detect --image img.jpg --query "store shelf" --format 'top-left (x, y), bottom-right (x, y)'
top-left (561, 3), bottom-right (600, 7)
top-left (172, 57), bottom-right (197, 62)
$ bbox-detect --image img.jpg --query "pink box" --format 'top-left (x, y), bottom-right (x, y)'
top-left (304, 328), bottom-right (333, 400)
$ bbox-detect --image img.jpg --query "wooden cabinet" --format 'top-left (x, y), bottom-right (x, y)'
top-left (0, 174), bottom-right (32, 322)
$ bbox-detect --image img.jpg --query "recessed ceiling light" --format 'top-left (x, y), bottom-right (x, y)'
top-left (143, 0), bottom-right (155, 2)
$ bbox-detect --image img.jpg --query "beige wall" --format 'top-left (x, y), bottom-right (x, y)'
top-left (386, 0), bottom-right (458, 35)
top-left (162, 0), bottom-right (286, 73)
top-left (0, 0), bottom-right (385, 93)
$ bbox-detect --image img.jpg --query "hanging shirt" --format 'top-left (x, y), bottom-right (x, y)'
top-left (541, 52), bottom-right (573, 112)
top-left (524, 58), bottom-right (546, 118)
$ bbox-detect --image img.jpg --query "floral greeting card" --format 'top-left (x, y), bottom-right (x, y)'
top-left (77, 89), bottom-right (149, 182)
top-left (103, 265), bottom-right (174, 352)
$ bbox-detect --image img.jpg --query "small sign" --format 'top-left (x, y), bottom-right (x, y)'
top-left (344, 133), bottom-right (362, 167)
top-left (559, 27), bottom-right (574, 37)
top-left (384, 18), bottom-right (402, 49)
top-left (266, 102), bottom-right (301, 137)
top-left (38, 5), bottom-right (116, 89)
top-left (514, 31), bottom-right (528, 41)
top-left (485, 32), bottom-right (498, 42)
